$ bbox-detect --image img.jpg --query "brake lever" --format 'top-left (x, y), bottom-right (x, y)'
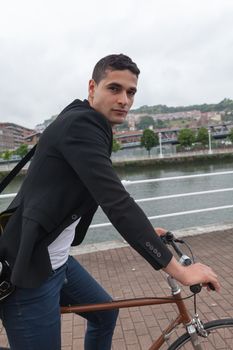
top-left (161, 232), bottom-right (216, 292)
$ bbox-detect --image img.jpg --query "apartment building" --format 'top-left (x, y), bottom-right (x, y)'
top-left (0, 122), bottom-right (35, 152)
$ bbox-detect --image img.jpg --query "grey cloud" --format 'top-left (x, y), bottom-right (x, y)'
top-left (0, 0), bottom-right (233, 127)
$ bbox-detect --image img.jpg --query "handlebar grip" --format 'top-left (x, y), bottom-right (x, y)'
top-left (190, 283), bottom-right (215, 293)
top-left (190, 284), bottom-right (202, 294)
top-left (207, 282), bottom-right (215, 291)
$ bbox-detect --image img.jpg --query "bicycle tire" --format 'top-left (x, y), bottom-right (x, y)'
top-left (168, 318), bottom-right (233, 349)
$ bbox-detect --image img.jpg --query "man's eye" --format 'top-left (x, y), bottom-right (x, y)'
top-left (128, 90), bottom-right (136, 97)
top-left (109, 86), bottom-right (119, 92)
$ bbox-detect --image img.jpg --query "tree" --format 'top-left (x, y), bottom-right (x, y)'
top-left (2, 150), bottom-right (12, 168)
top-left (15, 144), bottom-right (29, 158)
top-left (155, 119), bottom-right (166, 129)
top-left (229, 128), bottom-right (233, 143)
top-left (141, 129), bottom-right (158, 156)
top-left (112, 138), bottom-right (121, 152)
top-left (177, 128), bottom-right (195, 147)
top-left (196, 127), bottom-right (209, 146)
top-left (115, 120), bottom-right (128, 131)
top-left (2, 150), bottom-right (11, 161)
top-left (137, 116), bottom-right (155, 130)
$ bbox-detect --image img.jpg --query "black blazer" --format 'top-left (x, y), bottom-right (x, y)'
top-left (0, 100), bottom-right (172, 288)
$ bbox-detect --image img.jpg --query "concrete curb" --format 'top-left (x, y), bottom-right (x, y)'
top-left (70, 222), bottom-right (233, 256)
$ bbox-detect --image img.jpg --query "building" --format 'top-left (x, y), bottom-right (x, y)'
top-left (35, 115), bottom-right (57, 133)
top-left (152, 110), bottom-right (202, 121)
top-left (24, 132), bottom-right (42, 146)
top-left (0, 127), bottom-right (14, 151)
top-left (114, 130), bottom-right (143, 146)
top-left (0, 122), bottom-right (35, 152)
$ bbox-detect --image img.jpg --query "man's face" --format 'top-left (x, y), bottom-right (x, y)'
top-left (88, 69), bottom-right (138, 126)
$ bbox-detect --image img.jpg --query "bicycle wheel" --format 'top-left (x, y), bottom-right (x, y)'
top-left (168, 318), bottom-right (233, 349)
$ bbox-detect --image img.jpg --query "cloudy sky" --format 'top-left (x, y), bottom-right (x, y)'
top-left (0, 0), bottom-right (233, 128)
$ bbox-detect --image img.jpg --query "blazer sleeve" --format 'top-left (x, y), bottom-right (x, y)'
top-left (60, 110), bottom-right (173, 270)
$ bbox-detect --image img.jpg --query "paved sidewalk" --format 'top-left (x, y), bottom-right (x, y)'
top-left (1, 228), bottom-right (233, 349)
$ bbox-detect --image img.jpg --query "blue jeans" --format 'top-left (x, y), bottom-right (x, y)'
top-left (0, 256), bottom-right (118, 350)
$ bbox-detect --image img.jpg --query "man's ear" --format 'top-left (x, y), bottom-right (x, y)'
top-left (88, 79), bottom-right (96, 98)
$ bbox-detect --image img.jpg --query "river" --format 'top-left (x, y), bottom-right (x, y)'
top-left (1, 158), bottom-right (233, 245)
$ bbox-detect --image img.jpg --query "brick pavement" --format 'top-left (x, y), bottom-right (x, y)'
top-left (1, 228), bottom-right (233, 349)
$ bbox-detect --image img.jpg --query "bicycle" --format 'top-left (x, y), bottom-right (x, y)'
top-left (1, 231), bottom-right (233, 349)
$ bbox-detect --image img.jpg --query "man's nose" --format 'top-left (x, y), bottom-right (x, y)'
top-left (117, 91), bottom-right (128, 106)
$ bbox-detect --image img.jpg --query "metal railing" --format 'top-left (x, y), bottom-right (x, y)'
top-left (1, 170), bottom-right (233, 229)
top-left (89, 170), bottom-right (233, 229)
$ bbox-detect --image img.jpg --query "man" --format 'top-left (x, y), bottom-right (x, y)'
top-left (0, 54), bottom-right (220, 350)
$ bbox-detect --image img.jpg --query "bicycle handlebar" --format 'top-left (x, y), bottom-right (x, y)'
top-left (161, 231), bottom-right (215, 293)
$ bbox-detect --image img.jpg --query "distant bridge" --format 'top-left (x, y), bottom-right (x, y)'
top-left (160, 123), bottom-right (233, 145)
top-left (118, 123), bottom-right (233, 148)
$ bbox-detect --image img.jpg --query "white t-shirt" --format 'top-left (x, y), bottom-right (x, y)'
top-left (48, 218), bottom-right (80, 270)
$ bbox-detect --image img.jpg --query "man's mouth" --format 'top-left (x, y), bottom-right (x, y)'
top-left (112, 109), bottom-right (128, 114)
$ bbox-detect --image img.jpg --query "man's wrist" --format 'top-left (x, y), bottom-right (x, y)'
top-left (163, 256), bottom-right (186, 284)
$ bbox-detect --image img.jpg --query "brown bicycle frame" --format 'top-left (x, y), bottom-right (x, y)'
top-left (61, 290), bottom-right (192, 350)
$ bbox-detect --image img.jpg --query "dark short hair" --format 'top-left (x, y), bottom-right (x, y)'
top-left (92, 54), bottom-right (140, 84)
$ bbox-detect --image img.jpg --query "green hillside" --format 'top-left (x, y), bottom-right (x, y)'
top-left (132, 98), bottom-right (233, 114)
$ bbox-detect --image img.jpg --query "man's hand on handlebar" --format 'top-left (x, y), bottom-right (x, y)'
top-left (154, 227), bottom-right (168, 236)
top-left (154, 228), bottom-right (221, 293)
top-left (164, 258), bottom-right (221, 293)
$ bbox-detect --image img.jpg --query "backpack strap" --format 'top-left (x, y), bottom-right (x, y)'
top-left (0, 145), bottom-right (37, 194)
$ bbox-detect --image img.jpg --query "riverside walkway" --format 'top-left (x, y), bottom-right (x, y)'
top-left (1, 147), bottom-right (233, 174)
top-left (0, 227), bottom-right (233, 349)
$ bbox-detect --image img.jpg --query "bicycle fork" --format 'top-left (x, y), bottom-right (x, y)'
top-left (185, 314), bottom-right (209, 349)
